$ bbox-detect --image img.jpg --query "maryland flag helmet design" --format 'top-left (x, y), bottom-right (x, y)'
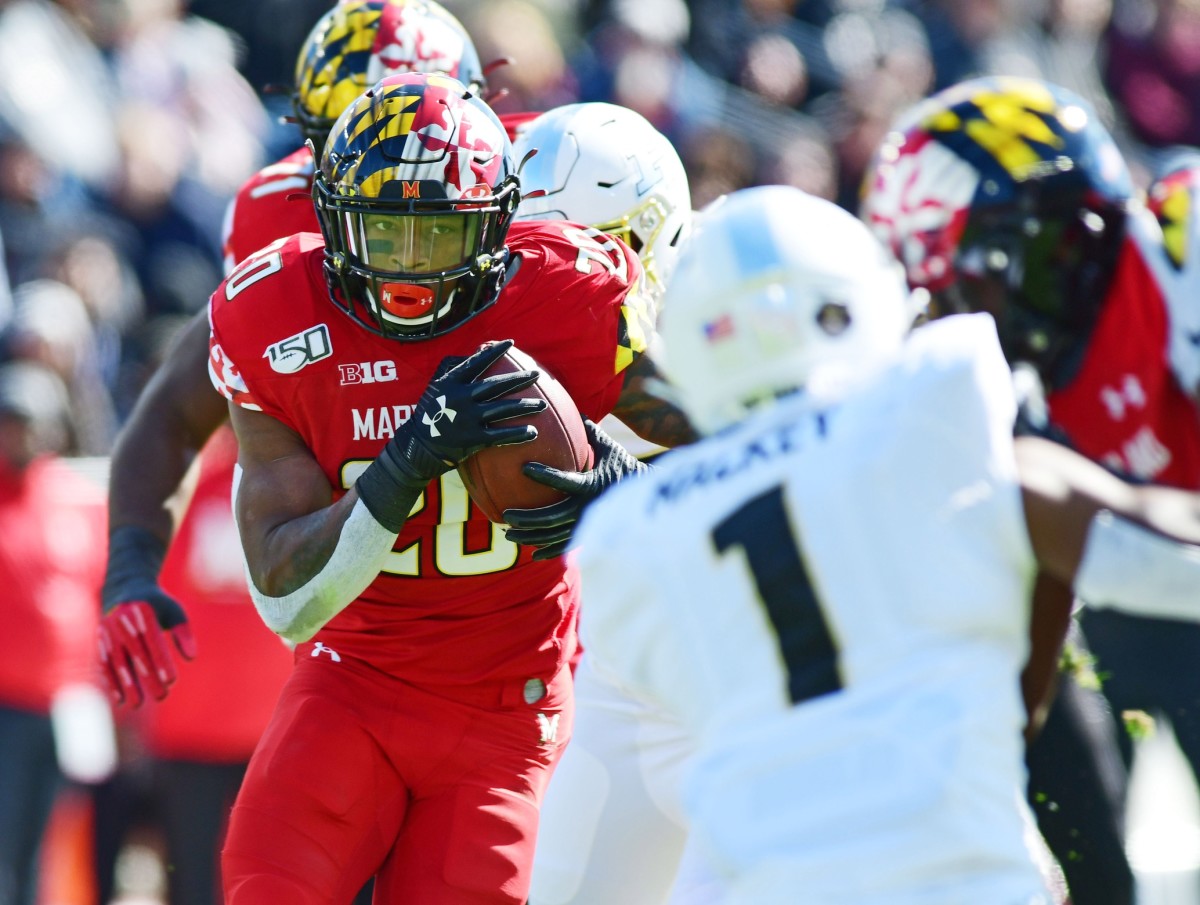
top-left (314, 73), bottom-right (520, 340)
top-left (861, 77), bottom-right (1134, 388)
top-left (1147, 156), bottom-right (1200, 271)
top-left (293, 0), bottom-right (483, 152)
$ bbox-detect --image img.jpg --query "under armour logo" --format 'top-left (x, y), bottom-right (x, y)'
top-left (421, 395), bottom-right (457, 437)
top-left (1099, 374), bottom-right (1146, 421)
top-left (536, 712), bottom-right (560, 744)
top-left (1119, 425), bottom-right (1172, 480)
top-left (311, 642), bottom-right (341, 662)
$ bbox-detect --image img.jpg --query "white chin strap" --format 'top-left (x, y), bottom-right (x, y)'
top-left (1076, 510), bottom-right (1200, 623)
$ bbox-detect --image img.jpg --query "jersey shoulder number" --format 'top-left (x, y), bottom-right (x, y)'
top-left (221, 148), bottom-right (318, 272)
top-left (208, 234), bottom-right (324, 411)
top-left (563, 225), bottom-right (629, 281)
top-left (558, 225), bottom-right (655, 373)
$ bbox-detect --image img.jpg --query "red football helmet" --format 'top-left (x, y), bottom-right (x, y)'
top-left (861, 77), bottom-right (1134, 388)
top-left (313, 73), bottom-right (519, 340)
top-left (292, 0), bottom-right (484, 153)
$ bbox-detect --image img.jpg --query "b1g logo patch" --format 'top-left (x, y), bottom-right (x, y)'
top-left (339, 360), bottom-right (398, 386)
top-left (264, 324), bottom-right (332, 374)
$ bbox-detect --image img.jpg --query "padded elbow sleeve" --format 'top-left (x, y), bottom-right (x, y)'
top-left (246, 499), bottom-right (398, 643)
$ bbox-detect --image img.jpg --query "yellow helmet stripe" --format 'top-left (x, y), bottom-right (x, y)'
top-left (1161, 184), bottom-right (1190, 268)
top-left (927, 82), bottom-right (1066, 181)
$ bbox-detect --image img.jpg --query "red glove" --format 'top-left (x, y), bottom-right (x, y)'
top-left (98, 598), bottom-right (196, 707)
top-left (97, 527), bottom-right (197, 707)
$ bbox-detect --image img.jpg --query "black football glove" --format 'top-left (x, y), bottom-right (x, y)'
top-left (503, 418), bottom-right (648, 560)
top-left (356, 339), bottom-right (547, 532)
top-left (97, 525), bottom-right (197, 707)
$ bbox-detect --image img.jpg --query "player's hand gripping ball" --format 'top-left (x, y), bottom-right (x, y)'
top-left (457, 346), bottom-right (593, 523)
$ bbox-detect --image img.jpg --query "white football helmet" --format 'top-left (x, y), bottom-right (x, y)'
top-left (513, 102), bottom-right (692, 303)
top-left (659, 185), bottom-right (913, 434)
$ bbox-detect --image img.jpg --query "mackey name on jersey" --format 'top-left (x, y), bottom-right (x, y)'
top-left (650, 415), bottom-right (816, 512)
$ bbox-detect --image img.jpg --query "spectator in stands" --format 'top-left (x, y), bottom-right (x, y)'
top-left (4, 279), bottom-right (118, 456)
top-left (0, 226), bottom-right (10, 329)
top-left (1105, 0), bottom-right (1200, 151)
top-left (0, 132), bottom-right (92, 289)
top-left (461, 0), bottom-right (579, 115)
top-left (0, 0), bottom-right (120, 192)
top-left (0, 360), bottom-right (109, 905)
top-left (42, 227), bottom-right (146, 419)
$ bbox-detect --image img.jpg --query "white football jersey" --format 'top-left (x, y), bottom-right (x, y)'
top-left (576, 313), bottom-right (1046, 904)
top-left (530, 652), bottom-right (692, 905)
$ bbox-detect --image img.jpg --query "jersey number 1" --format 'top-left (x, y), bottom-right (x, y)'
top-left (712, 486), bottom-right (842, 705)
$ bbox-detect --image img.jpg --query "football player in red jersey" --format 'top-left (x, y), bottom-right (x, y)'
top-left (97, 0), bottom-right (523, 709)
top-left (209, 71), bottom-right (678, 904)
top-left (222, 0), bottom-right (486, 272)
top-left (1073, 151), bottom-right (1200, 880)
top-left (861, 76), bottom-right (1200, 905)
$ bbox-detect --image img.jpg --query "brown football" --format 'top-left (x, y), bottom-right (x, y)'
top-left (457, 346), bottom-right (593, 524)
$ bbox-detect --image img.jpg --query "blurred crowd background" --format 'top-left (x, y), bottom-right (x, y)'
top-left (2, 0), bottom-right (1200, 903)
top-left (1, 0), bottom-right (1196, 458)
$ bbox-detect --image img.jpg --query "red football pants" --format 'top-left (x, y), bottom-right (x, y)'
top-left (222, 650), bottom-right (573, 905)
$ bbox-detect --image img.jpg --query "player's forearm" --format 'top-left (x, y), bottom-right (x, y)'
top-left (229, 393), bottom-right (430, 641)
top-left (237, 486), bottom-right (399, 643)
top-left (109, 391), bottom-right (225, 541)
top-left (1073, 509), bottom-right (1200, 623)
top-left (612, 394), bottom-right (697, 449)
top-left (1021, 572), bottom-right (1072, 742)
top-left (108, 417), bottom-right (194, 542)
top-left (1126, 482), bottom-right (1200, 546)
top-left (109, 314), bottom-right (228, 540)
top-left (611, 354), bottom-right (698, 449)
top-left (236, 464), bottom-right (360, 596)
top-left (1017, 436), bottom-right (1200, 621)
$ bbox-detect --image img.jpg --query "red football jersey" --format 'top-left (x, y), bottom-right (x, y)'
top-left (221, 147), bottom-right (318, 273)
top-left (1048, 230), bottom-right (1200, 489)
top-left (0, 458), bottom-right (106, 713)
top-left (208, 222), bottom-right (652, 684)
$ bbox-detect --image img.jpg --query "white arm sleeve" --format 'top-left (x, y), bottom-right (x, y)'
top-left (233, 466), bottom-right (399, 642)
top-left (1076, 509), bottom-right (1200, 623)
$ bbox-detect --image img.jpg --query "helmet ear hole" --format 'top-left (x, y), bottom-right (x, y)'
top-left (815, 302), bottom-right (851, 337)
top-left (660, 186), bottom-right (911, 435)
